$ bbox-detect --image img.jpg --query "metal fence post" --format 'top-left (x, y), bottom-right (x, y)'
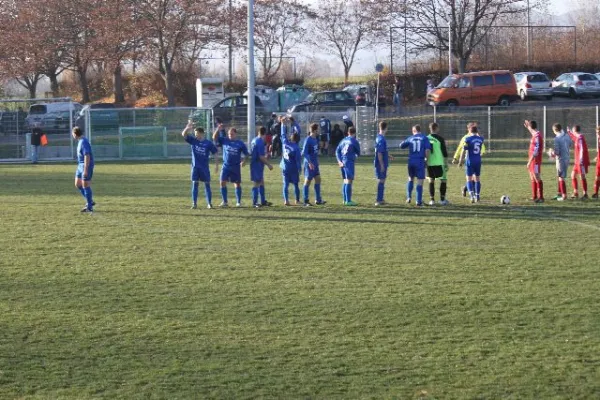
top-left (119, 129), bottom-right (123, 159)
top-left (543, 106), bottom-right (547, 152)
top-left (163, 127), bottom-right (168, 158)
top-left (596, 105), bottom-right (599, 128)
top-left (487, 106), bottom-right (491, 153)
top-left (433, 105), bottom-right (437, 123)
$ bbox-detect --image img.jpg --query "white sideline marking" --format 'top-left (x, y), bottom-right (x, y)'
top-left (513, 207), bottom-right (600, 231)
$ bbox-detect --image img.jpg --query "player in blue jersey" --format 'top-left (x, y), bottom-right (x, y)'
top-left (374, 121), bottom-right (393, 206)
top-left (319, 115), bottom-right (331, 155)
top-left (182, 120), bottom-right (218, 209)
top-left (250, 126), bottom-right (274, 208)
top-left (399, 124), bottom-right (431, 206)
top-left (302, 123), bottom-right (326, 206)
top-left (458, 125), bottom-right (485, 203)
top-left (280, 118), bottom-right (302, 205)
top-left (72, 127), bottom-right (95, 213)
top-left (213, 124), bottom-right (249, 207)
top-left (336, 126), bottom-right (361, 206)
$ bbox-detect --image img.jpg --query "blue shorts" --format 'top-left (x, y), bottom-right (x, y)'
top-left (283, 170), bottom-right (300, 184)
top-left (75, 164), bottom-right (94, 181)
top-left (375, 164), bottom-right (387, 180)
top-left (341, 163), bottom-right (355, 180)
top-left (408, 163), bottom-right (426, 180)
top-left (303, 163), bottom-right (320, 180)
top-left (220, 164), bottom-right (241, 183)
top-left (250, 163), bottom-right (265, 182)
top-left (466, 163), bottom-right (482, 177)
top-left (191, 166), bottom-right (210, 182)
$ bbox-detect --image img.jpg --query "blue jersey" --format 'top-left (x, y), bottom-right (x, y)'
top-left (336, 136), bottom-right (361, 165)
top-left (302, 135), bottom-right (320, 167)
top-left (280, 125), bottom-right (301, 172)
top-left (291, 121), bottom-right (302, 137)
top-left (216, 136), bottom-right (249, 167)
top-left (464, 135), bottom-right (484, 165)
top-left (400, 133), bottom-right (431, 164)
top-left (320, 118), bottom-right (331, 135)
top-left (374, 134), bottom-right (388, 168)
top-left (77, 137), bottom-right (94, 165)
top-left (185, 136), bottom-right (217, 168)
top-left (250, 136), bottom-right (266, 166)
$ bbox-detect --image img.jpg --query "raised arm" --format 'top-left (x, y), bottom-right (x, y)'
top-left (182, 120), bottom-right (194, 138)
top-left (281, 123), bottom-right (289, 145)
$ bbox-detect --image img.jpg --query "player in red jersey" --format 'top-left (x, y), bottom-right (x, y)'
top-left (525, 120), bottom-right (544, 203)
top-left (593, 126), bottom-right (600, 199)
top-left (566, 125), bottom-right (591, 199)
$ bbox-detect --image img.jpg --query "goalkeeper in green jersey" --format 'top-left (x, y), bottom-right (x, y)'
top-left (427, 123), bottom-right (449, 205)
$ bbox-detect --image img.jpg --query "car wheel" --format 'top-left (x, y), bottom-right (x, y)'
top-left (520, 90), bottom-right (527, 101)
top-left (446, 100), bottom-right (458, 111)
top-left (569, 89), bottom-right (578, 99)
top-left (498, 96), bottom-right (511, 107)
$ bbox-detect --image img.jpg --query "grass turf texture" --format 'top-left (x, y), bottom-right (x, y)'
top-left (2, 155), bottom-right (600, 399)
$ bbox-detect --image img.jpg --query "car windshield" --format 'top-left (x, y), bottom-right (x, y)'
top-left (437, 76), bottom-right (457, 88)
top-left (527, 74), bottom-right (549, 82)
top-left (305, 93), bottom-right (315, 102)
top-left (91, 103), bottom-right (116, 109)
top-left (29, 105), bottom-right (47, 115)
top-left (578, 74), bottom-right (598, 81)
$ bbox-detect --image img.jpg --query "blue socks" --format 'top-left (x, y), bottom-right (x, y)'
top-left (475, 181), bottom-right (481, 198)
top-left (315, 183), bottom-right (322, 202)
top-left (346, 183), bottom-right (352, 202)
top-left (252, 187), bottom-right (259, 205)
top-left (377, 182), bottom-right (385, 202)
top-left (78, 186), bottom-right (86, 199)
top-left (221, 187), bottom-right (228, 203)
top-left (406, 181), bottom-right (414, 199)
top-left (204, 183), bottom-right (212, 205)
top-left (283, 180), bottom-right (289, 203)
top-left (192, 182), bottom-right (199, 205)
top-left (259, 185), bottom-right (266, 204)
top-left (84, 187), bottom-right (93, 208)
top-left (466, 180), bottom-right (473, 196)
top-left (235, 186), bottom-right (242, 204)
top-left (293, 183), bottom-right (300, 202)
top-left (416, 184), bottom-right (423, 204)
top-left (342, 183), bottom-right (347, 203)
top-left (303, 184), bottom-right (309, 202)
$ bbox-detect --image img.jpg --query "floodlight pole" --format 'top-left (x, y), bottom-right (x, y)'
top-left (448, 20), bottom-right (453, 75)
top-left (247, 0), bottom-right (256, 145)
top-left (526, 0), bottom-right (531, 64)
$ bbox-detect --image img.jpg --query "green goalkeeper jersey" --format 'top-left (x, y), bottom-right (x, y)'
top-left (427, 134), bottom-right (444, 166)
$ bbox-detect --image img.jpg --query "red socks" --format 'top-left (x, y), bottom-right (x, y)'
top-left (561, 180), bottom-right (567, 197)
top-left (531, 181), bottom-right (538, 199)
top-left (572, 178), bottom-right (579, 195)
top-left (595, 180), bottom-right (600, 195)
top-left (538, 180), bottom-right (544, 200)
top-left (582, 178), bottom-right (588, 194)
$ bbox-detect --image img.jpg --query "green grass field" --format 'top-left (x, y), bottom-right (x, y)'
top-left (2, 156), bottom-right (600, 399)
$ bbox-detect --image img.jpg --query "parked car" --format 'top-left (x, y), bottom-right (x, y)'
top-left (428, 70), bottom-right (517, 107)
top-left (552, 72), bottom-right (600, 98)
top-left (211, 95), bottom-right (266, 125)
top-left (287, 90), bottom-right (356, 113)
top-left (343, 84), bottom-right (386, 107)
top-left (75, 103), bottom-right (120, 132)
top-left (25, 102), bottom-right (83, 134)
top-left (514, 72), bottom-right (553, 101)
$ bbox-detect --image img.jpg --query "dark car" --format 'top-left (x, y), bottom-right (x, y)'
top-left (287, 90), bottom-right (356, 113)
top-left (75, 103), bottom-right (120, 132)
top-left (211, 95), bottom-right (266, 125)
top-left (343, 84), bottom-right (386, 107)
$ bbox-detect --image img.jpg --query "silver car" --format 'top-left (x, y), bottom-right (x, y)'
top-left (552, 72), bottom-right (600, 98)
top-left (514, 72), bottom-right (553, 100)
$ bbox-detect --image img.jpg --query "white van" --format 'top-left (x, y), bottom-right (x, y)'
top-left (25, 102), bottom-right (82, 134)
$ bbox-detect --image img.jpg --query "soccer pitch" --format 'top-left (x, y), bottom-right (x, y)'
top-left (1, 156), bottom-right (600, 399)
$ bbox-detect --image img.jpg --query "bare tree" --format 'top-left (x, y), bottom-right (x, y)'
top-left (310, 0), bottom-right (376, 85)
top-left (407, 0), bottom-right (545, 72)
top-left (253, 0), bottom-right (314, 81)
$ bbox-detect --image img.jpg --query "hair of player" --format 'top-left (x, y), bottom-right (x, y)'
top-left (291, 132), bottom-right (300, 143)
top-left (413, 124), bottom-right (421, 132)
top-left (596, 126), bottom-right (600, 133)
top-left (379, 121), bottom-right (388, 131)
top-left (194, 127), bottom-right (204, 135)
top-left (470, 126), bottom-right (478, 134)
top-left (72, 127), bottom-right (83, 137)
top-left (552, 123), bottom-right (562, 132)
top-left (348, 127), bottom-right (357, 135)
top-left (229, 128), bottom-right (237, 135)
top-left (429, 122), bottom-right (438, 131)
top-left (573, 124), bottom-right (581, 132)
top-left (258, 126), bottom-right (266, 136)
top-left (290, 116), bottom-right (295, 122)
top-left (529, 120), bottom-right (538, 129)
top-left (310, 123), bottom-right (319, 132)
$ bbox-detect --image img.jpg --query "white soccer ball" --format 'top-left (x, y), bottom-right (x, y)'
top-left (500, 195), bottom-right (511, 205)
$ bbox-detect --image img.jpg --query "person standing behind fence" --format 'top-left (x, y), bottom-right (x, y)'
top-left (213, 124), bottom-right (249, 207)
top-left (567, 125), bottom-right (591, 199)
top-left (330, 123), bottom-right (344, 155)
top-left (280, 119), bottom-right (302, 205)
top-left (182, 121), bottom-right (218, 209)
top-left (270, 116), bottom-right (283, 158)
top-left (72, 127), bottom-right (95, 213)
top-left (524, 120), bottom-right (545, 203)
top-left (547, 123), bottom-right (570, 201)
top-left (342, 115), bottom-right (353, 136)
top-left (393, 75), bottom-right (404, 114)
top-left (30, 127), bottom-right (43, 164)
top-left (319, 115), bottom-right (331, 156)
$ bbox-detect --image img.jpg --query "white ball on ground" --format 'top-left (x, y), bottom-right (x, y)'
top-left (500, 195), bottom-right (511, 205)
